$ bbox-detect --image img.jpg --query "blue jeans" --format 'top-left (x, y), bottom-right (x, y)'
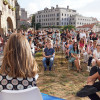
top-left (42, 57), bottom-right (54, 69)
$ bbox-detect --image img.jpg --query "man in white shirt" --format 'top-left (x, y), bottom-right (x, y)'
top-left (80, 30), bottom-right (86, 39)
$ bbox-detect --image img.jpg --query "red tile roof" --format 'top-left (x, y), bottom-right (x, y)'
top-left (77, 23), bottom-right (95, 29)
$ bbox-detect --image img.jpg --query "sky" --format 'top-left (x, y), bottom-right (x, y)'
top-left (17, 0), bottom-right (100, 20)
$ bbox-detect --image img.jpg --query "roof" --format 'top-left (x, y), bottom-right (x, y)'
top-left (77, 23), bottom-right (95, 29)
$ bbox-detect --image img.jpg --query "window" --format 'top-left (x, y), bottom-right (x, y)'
top-left (62, 22), bottom-right (63, 25)
top-left (39, 15), bottom-right (41, 18)
top-left (57, 13), bottom-right (59, 16)
top-left (62, 13), bottom-right (63, 16)
top-left (57, 22), bottom-right (59, 25)
top-left (39, 19), bottom-right (41, 22)
top-left (57, 18), bottom-right (59, 20)
top-left (65, 14), bottom-right (66, 16)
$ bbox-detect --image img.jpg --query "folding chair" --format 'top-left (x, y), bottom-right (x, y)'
top-left (0, 87), bottom-right (43, 100)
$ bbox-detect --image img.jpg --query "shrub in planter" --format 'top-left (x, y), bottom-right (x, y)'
top-left (8, 4), bottom-right (12, 9)
top-left (3, 0), bottom-right (8, 5)
top-left (12, 7), bottom-right (16, 11)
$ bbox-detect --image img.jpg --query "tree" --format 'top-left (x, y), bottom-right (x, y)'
top-left (20, 25), bottom-right (28, 31)
top-left (36, 23), bottom-right (41, 30)
top-left (64, 25), bottom-right (75, 30)
top-left (31, 15), bottom-right (35, 27)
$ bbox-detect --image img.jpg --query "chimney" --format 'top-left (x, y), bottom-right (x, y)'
top-left (67, 6), bottom-right (69, 9)
top-left (56, 5), bottom-right (58, 8)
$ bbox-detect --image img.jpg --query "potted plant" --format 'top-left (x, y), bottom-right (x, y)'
top-left (8, 4), bottom-right (12, 9)
top-left (3, 0), bottom-right (8, 5)
top-left (12, 7), bottom-right (16, 11)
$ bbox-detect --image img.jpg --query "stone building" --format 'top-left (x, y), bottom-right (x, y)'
top-left (76, 23), bottom-right (100, 32)
top-left (35, 5), bottom-right (77, 27)
top-left (15, 0), bottom-right (21, 30)
top-left (0, 0), bottom-right (16, 35)
top-left (35, 5), bottom-right (98, 28)
top-left (70, 14), bottom-right (97, 27)
top-left (20, 8), bottom-right (28, 26)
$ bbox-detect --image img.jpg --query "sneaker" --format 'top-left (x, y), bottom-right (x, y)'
top-left (49, 67), bottom-right (52, 71)
top-left (89, 67), bottom-right (92, 71)
top-left (44, 68), bottom-right (47, 71)
top-left (76, 85), bottom-right (98, 97)
top-left (66, 56), bottom-right (69, 60)
top-left (86, 66), bottom-right (90, 72)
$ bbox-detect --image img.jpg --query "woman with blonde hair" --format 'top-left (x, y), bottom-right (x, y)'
top-left (0, 33), bottom-right (38, 90)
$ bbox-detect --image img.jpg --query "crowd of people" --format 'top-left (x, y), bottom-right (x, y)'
top-left (0, 28), bottom-right (100, 99)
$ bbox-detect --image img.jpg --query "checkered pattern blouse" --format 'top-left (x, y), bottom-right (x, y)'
top-left (0, 74), bottom-right (36, 91)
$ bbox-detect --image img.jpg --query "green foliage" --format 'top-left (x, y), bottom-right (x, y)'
top-left (3, 0), bottom-right (8, 5)
top-left (31, 15), bottom-right (35, 27)
top-left (36, 23), bottom-right (41, 30)
top-left (42, 26), bottom-right (64, 29)
top-left (20, 25), bottom-right (28, 31)
top-left (63, 25), bottom-right (75, 30)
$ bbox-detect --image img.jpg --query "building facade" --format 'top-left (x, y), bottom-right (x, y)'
top-left (70, 14), bottom-right (97, 27)
top-left (15, 0), bottom-right (21, 29)
top-left (20, 8), bottom-right (28, 26)
top-left (35, 5), bottom-right (98, 28)
top-left (0, 0), bottom-right (16, 35)
top-left (76, 23), bottom-right (100, 32)
top-left (35, 5), bottom-right (77, 27)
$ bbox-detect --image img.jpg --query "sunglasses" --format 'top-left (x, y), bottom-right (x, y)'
top-left (97, 45), bottom-right (100, 46)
